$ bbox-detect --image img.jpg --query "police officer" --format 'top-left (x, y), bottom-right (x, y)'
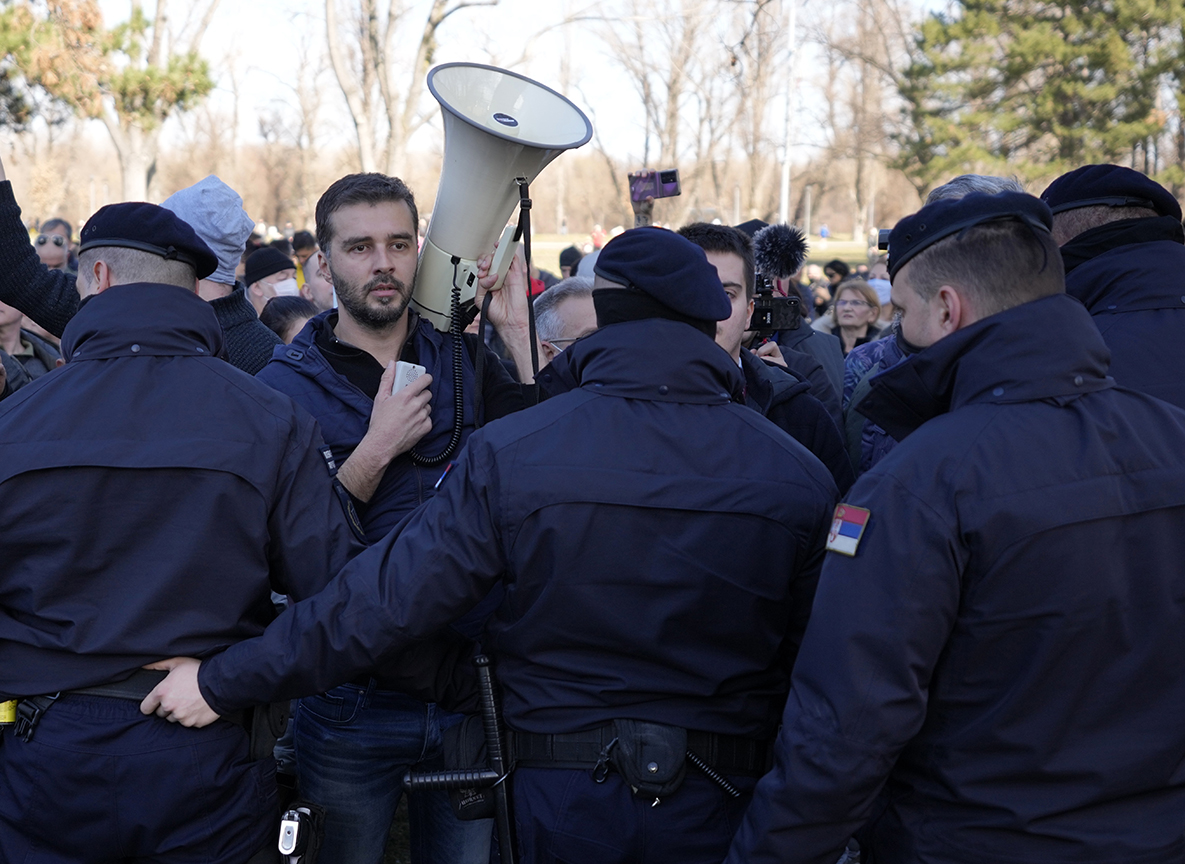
top-left (0, 203), bottom-right (362, 863)
top-left (726, 192), bottom-right (1185, 863)
top-left (145, 226), bottom-right (839, 864)
top-left (1041, 164), bottom-right (1185, 409)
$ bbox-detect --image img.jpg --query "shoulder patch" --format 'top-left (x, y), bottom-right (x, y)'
top-left (826, 504), bottom-right (870, 556)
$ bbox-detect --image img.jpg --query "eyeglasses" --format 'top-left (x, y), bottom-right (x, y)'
top-left (835, 299), bottom-right (872, 308)
top-left (36, 234), bottom-right (65, 247)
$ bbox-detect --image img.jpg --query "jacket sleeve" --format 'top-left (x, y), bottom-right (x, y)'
top-left (199, 434), bottom-right (508, 715)
top-left (727, 474), bottom-right (965, 864)
top-left (0, 182), bottom-right (80, 337)
top-left (265, 413), bottom-right (367, 601)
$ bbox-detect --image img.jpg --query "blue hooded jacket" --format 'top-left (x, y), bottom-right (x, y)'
top-left (258, 310), bottom-right (521, 542)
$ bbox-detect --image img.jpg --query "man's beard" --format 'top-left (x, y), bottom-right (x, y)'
top-left (332, 269), bottom-right (415, 330)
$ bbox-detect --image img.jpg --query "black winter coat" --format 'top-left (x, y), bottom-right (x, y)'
top-left (198, 319), bottom-right (838, 740)
top-left (740, 349), bottom-right (854, 494)
top-left (730, 293), bottom-right (1185, 864)
top-left (1062, 218), bottom-right (1185, 410)
top-left (0, 284), bottom-right (362, 698)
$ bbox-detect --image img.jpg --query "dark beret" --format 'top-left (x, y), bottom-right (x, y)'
top-left (1040, 164), bottom-right (1181, 219)
top-left (245, 247), bottom-right (296, 286)
top-left (593, 226), bottom-right (731, 322)
top-left (887, 191), bottom-right (1053, 279)
top-left (78, 202), bottom-right (219, 280)
top-left (734, 219), bottom-right (768, 239)
top-left (558, 245), bottom-right (583, 269)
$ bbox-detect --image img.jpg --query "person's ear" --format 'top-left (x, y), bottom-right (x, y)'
top-left (540, 341), bottom-right (558, 364)
top-left (316, 252), bottom-right (332, 285)
top-left (934, 285), bottom-right (964, 336)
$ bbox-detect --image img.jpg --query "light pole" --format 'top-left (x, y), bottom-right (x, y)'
top-left (778, 0), bottom-right (798, 225)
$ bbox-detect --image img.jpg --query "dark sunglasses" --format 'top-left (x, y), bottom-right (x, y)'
top-left (36, 234), bottom-right (66, 247)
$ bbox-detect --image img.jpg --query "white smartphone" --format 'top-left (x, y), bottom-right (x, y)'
top-left (391, 360), bottom-right (426, 396)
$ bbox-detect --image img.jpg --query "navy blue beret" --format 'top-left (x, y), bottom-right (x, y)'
top-left (593, 227), bottom-right (731, 321)
top-left (1040, 164), bottom-right (1181, 219)
top-left (887, 191), bottom-right (1053, 279)
top-left (79, 202), bottom-right (219, 280)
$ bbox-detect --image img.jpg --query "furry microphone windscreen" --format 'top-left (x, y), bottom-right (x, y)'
top-left (753, 224), bottom-right (808, 280)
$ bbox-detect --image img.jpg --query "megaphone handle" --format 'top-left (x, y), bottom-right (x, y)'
top-left (490, 224), bottom-right (520, 291)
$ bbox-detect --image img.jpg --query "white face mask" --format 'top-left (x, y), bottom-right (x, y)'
top-left (272, 277), bottom-right (300, 297)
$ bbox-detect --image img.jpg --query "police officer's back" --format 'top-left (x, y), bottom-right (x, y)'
top-left (149, 227), bottom-right (839, 864)
top-left (0, 204), bottom-right (361, 863)
top-left (1042, 164), bottom-right (1185, 410)
top-left (729, 193), bottom-right (1185, 864)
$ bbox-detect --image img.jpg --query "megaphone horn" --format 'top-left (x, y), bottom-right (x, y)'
top-left (413, 62), bottom-right (594, 330)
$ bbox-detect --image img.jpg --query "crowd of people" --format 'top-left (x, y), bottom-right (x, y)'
top-left (1, 154), bottom-right (1185, 864)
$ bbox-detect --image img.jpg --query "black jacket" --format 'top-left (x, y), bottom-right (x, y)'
top-left (198, 319), bottom-right (837, 739)
top-left (1062, 216), bottom-right (1185, 410)
top-left (740, 349), bottom-right (854, 494)
top-left (730, 293), bottom-right (1185, 864)
top-left (0, 284), bottom-right (362, 698)
top-left (0, 181), bottom-right (280, 375)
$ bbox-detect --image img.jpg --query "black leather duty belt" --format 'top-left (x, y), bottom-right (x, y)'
top-left (69, 669), bottom-right (169, 700)
top-left (510, 725), bottom-right (772, 776)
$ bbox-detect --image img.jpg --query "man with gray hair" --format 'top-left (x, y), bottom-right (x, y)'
top-left (924, 173), bottom-right (1026, 204)
top-left (534, 275), bottom-right (595, 364)
top-left (0, 163), bottom-right (281, 375)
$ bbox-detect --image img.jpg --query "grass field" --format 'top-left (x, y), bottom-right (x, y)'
top-left (529, 234), bottom-right (873, 277)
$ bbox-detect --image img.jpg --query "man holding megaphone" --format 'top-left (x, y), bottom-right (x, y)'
top-left (252, 172), bottom-right (539, 863)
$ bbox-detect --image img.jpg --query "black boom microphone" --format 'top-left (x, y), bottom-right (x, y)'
top-left (753, 223), bottom-right (809, 282)
top-left (748, 223), bottom-right (809, 333)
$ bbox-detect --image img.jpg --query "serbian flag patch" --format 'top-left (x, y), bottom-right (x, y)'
top-left (826, 504), bottom-right (870, 556)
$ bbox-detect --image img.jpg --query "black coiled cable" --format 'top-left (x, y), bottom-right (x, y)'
top-left (410, 256), bottom-right (465, 466)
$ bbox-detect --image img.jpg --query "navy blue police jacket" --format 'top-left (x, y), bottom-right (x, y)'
top-left (0, 284), bottom-right (363, 698)
top-left (728, 292), bottom-right (1185, 864)
top-left (198, 318), bottom-right (838, 738)
top-left (1063, 223), bottom-right (1185, 410)
top-left (257, 310), bottom-right (519, 542)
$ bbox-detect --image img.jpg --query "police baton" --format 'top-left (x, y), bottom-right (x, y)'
top-left (404, 654), bottom-right (517, 864)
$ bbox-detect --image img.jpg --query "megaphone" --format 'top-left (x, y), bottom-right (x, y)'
top-left (413, 62), bottom-right (594, 330)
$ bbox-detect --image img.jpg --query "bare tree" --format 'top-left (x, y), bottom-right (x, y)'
top-left (325, 0), bottom-right (498, 177)
top-left (18, 0), bottom-right (223, 200)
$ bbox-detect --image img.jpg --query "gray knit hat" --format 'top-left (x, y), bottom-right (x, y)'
top-left (161, 175), bottom-right (256, 286)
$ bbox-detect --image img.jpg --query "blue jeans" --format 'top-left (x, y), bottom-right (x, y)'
top-left (294, 681), bottom-right (493, 864)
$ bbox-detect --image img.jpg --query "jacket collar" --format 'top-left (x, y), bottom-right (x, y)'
top-left (857, 293), bottom-right (1113, 442)
top-left (1064, 235), bottom-right (1185, 315)
top-left (541, 318), bottom-right (743, 404)
top-left (61, 283), bottom-right (223, 362)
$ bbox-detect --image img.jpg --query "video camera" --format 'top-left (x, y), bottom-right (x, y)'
top-left (747, 223), bottom-right (809, 334)
top-left (748, 275), bottom-right (803, 334)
